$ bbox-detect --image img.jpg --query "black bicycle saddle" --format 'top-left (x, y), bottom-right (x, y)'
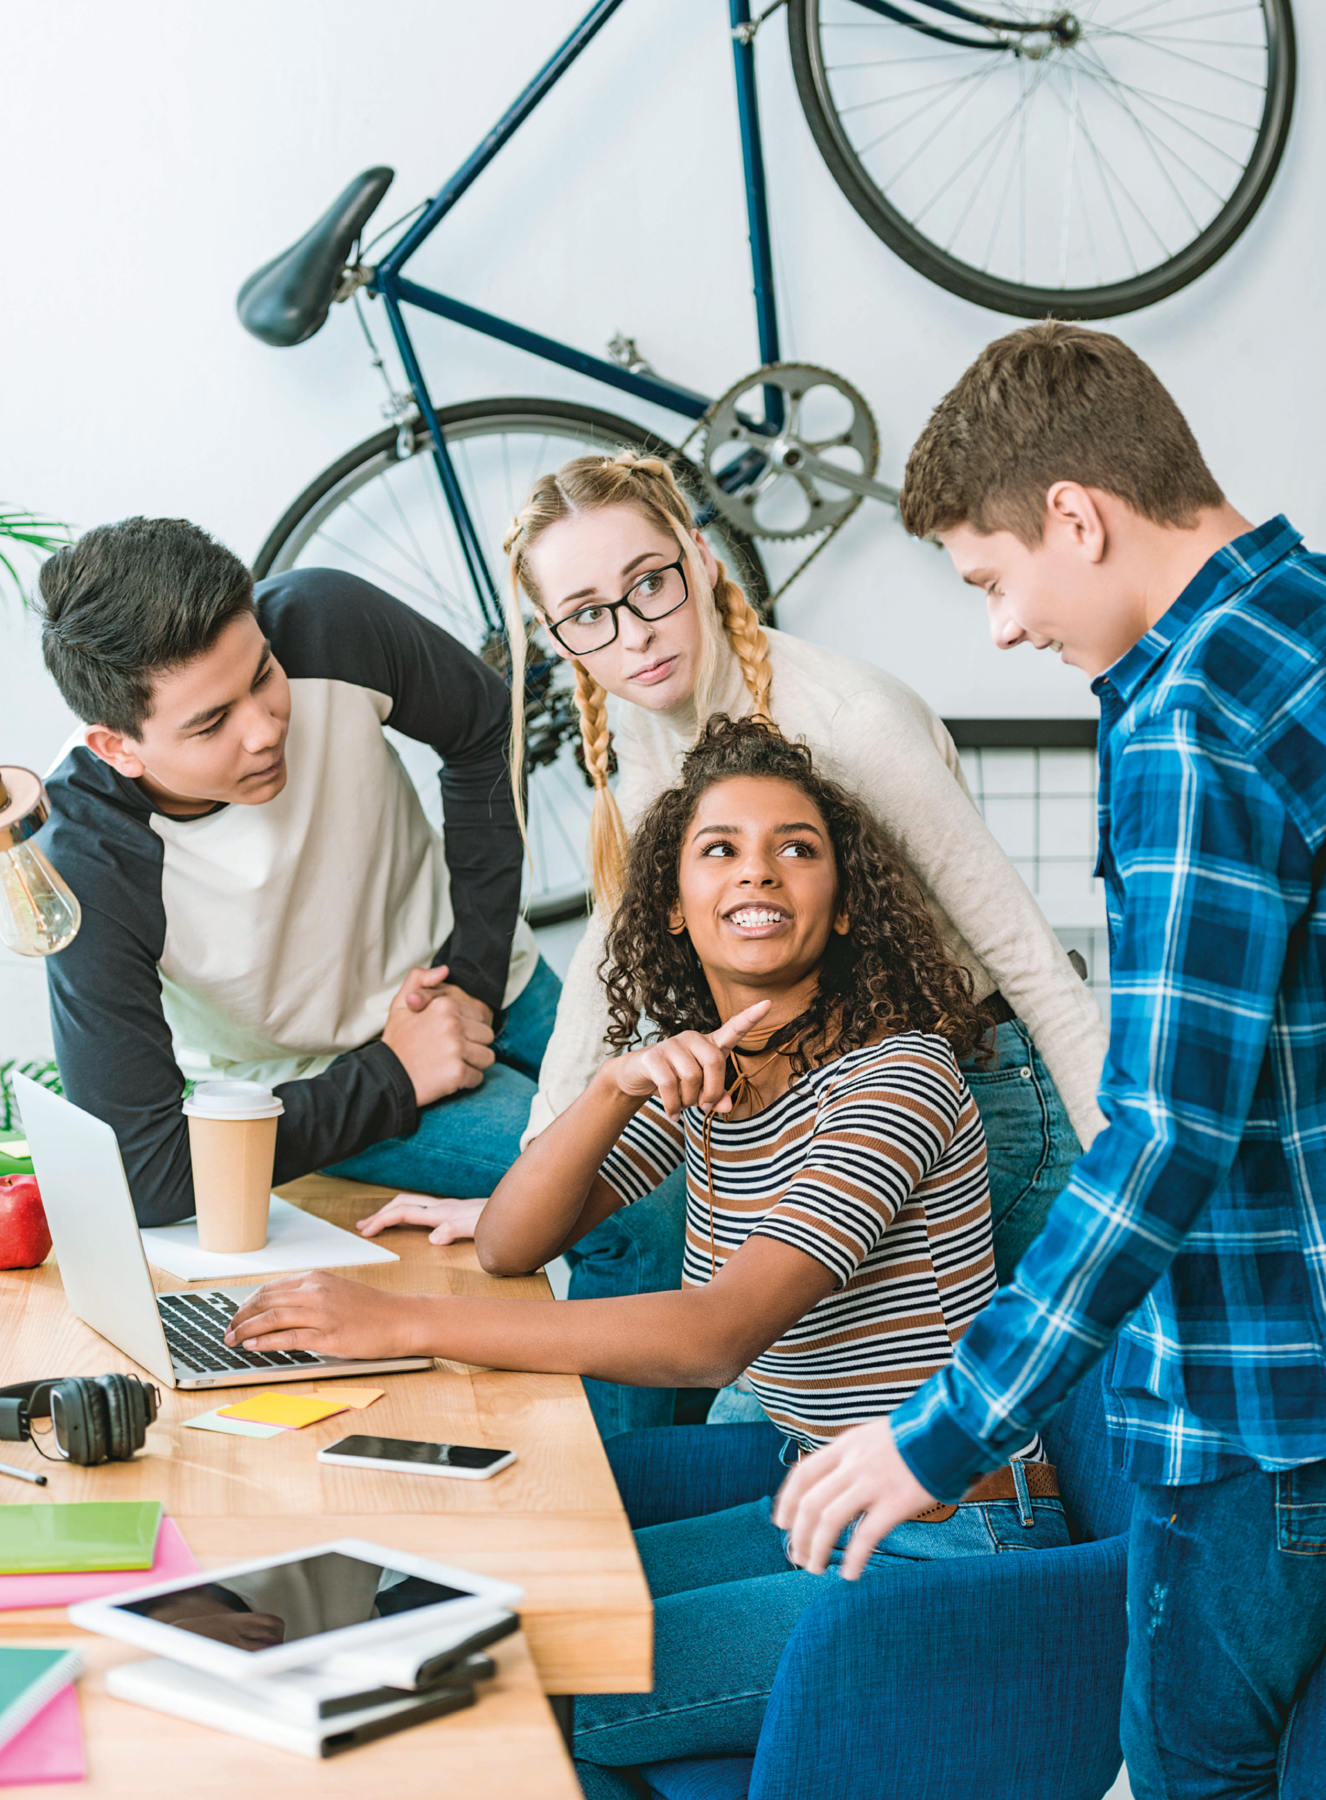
top-left (237, 166), bottom-right (395, 347)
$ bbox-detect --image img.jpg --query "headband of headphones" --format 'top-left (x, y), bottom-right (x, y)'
top-left (0, 1380), bottom-right (65, 1442)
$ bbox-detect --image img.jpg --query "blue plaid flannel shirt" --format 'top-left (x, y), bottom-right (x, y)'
top-left (892, 516), bottom-right (1326, 1493)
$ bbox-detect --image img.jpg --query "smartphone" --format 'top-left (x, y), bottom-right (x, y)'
top-left (317, 1435), bottom-right (517, 1481)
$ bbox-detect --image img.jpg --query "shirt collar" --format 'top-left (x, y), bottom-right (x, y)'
top-left (1092, 515), bottom-right (1302, 705)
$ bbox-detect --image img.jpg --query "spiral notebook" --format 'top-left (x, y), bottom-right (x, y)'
top-left (0, 1650), bottom-right (83, 1755)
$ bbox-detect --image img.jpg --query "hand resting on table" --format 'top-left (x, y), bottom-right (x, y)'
top-left (357, 1194), bottom-right (485, 1244)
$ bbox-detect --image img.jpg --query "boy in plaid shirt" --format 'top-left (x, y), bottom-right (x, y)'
top-left (777, 322), bottom-right (1326, 1798)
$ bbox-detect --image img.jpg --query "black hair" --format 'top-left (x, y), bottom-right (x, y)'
top-left (36, 517), bottom-right (256, 736)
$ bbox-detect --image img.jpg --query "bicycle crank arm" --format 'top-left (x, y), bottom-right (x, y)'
top-left (772, 442), bottom-right (900, 508)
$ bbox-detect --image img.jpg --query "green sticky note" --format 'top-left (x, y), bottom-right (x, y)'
top-left (0, 1500), bottom-right (163, 1575)
top-left (183, 1407), bottom-right (284, 1440)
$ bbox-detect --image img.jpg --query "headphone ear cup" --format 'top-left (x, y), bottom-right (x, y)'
top-left (120, 1376), bottom-right (155, 1455)
top-left (96, 1375), bottom-right (132, 1462)
top-left (50, 1379), bottom-right (104, 1466)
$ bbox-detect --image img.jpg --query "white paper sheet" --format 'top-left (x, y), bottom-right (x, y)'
top-left (140, 1196), bottom-right (398, 1280)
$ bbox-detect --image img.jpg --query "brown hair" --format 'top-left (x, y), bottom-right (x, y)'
top-left (601, 714), bottom-right (986, 1073)
top-left (900, 320), bottom-right (1223, 546)
top-left (504, 452), bottom-right (773, 911)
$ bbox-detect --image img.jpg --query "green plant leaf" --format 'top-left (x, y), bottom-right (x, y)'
top-left (0, 507), bottom-right (72, 606)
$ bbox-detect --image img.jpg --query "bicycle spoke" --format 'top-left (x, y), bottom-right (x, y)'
top-left (913, 54), bottom-right (1055, 232)
top-left (978, 70), bottom-right (1026, 274)
top-left (1087, 27), bottom-right (1265, 89)
top-left (1073, 44), bottom-right (1237, 208)
top-left (308, 527), bottom-right (461, 615)
top-left (358, 487), bottom-right (453, 601)
top-left (1071, 62), bottom-right (1256, 143)
top-left (1067, 85), bottom-right (1164, 266)
top-left (382, 478), bottom-right (449, 598)
top-left (860, 52), bottom-right (1005, 186)
top-left (837, 62), bottom-right (988, 121)
top-left (1058, 68), bottom-right (1080, 287)
top-left (1107, 0), bottom-right (1257, 22)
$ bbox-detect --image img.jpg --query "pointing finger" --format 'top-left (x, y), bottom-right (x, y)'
top-left (711, 1000), bottom-right (772, 1053)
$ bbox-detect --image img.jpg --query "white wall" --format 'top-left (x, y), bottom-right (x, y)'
top-left (4, 0), bottom-right (1324, 1059)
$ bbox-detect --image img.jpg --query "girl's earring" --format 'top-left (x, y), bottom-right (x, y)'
top-left (667, 909), bottom-right (686, 936)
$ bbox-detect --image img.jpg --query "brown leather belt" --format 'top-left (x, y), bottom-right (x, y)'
top-left (908, 1461), bottom-right (1061, 1525)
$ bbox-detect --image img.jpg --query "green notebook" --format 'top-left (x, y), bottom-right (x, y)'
top-left (0, 1501), bottom-right (163, 1575)
top-left (0, 1645), bottom-right (83, 1749)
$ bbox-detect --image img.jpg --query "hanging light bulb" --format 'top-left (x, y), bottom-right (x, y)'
top-left (0, 767), bottom-right (81, 957)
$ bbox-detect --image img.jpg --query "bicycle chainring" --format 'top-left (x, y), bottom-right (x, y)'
top-left (700, 362), bottom-right (879, 540)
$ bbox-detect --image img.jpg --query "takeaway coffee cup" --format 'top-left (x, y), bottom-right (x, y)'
top-left (182, 1081), bottom-right (285, 1253)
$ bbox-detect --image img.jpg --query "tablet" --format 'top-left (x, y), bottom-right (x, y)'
top-left (68, 1538), bottom-right (523, 1680)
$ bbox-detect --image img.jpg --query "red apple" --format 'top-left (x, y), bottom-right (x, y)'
top-left (0, 1175), bottom-right (52, 1269)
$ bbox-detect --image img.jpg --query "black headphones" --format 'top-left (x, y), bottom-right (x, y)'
top-left (0, 1375), bottom-right (160, 1466)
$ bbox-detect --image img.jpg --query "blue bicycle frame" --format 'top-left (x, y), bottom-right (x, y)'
top-left (366, 0), bottom-right (782, 634)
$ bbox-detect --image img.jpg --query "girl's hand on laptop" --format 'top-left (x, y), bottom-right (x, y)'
top-left (357, 1194), bottom-right (485, 1244)
top-left (225, 1270), bottom-right (423, 1360)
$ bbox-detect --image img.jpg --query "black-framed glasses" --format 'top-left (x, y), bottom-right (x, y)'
top-left (542, 557), bottom-right (689, 656)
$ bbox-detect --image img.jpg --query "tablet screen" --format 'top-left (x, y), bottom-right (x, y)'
top-left (112, 1550), bottom-right (475, 1652)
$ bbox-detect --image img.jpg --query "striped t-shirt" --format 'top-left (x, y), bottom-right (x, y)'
top-left (599, 1032), bottom-right (1000, 1451)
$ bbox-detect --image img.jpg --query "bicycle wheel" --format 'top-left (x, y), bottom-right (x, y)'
top-left (253, 397), bottom-right (771, 927)
top-left (789, 0), bottom-right (1296, 319)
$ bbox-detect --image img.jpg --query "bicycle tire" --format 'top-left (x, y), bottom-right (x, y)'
top-left (252, 395), bottom-right (771, 927)
top-left (788, 0), bottom-right (1296, 321)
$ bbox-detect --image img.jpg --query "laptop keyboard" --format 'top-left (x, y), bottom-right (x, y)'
top-left (157, 1290), bottom-right (322, 1374)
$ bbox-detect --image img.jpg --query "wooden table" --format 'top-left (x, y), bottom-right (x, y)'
top-left (0, 1173), bottom-right (653, 1795)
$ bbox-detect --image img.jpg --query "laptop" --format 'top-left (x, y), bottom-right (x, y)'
top-left (13, 1073), bottom-right (433, 1391)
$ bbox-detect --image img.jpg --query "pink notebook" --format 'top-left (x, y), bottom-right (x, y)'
top-left (0, 1684), bottom-right (85, 1786)
top-left (0, 1518), bottom-right (198, 1611)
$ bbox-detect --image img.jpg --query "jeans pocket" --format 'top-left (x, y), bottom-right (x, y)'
top-left (1276, 1460), bottom-right (1326, 1554)
top-left (981, 1498), bottom-right (1072, 1553)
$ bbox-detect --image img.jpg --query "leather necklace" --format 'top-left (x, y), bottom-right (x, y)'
top-left (700, 1032), bottom-right (798, 1278)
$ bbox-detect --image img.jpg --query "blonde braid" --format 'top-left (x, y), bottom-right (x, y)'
top-left (573, 660), bottom-right (630, 912)
top-left (501, 515), bottom-right (535, 847)
top-left (714, 563), bottom-right (773, 723)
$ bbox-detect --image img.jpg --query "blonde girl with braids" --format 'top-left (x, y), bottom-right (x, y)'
top-left (500, 453), bottom-right (774, 913)
top-left (358, 449), bottom-right (1110, 1440)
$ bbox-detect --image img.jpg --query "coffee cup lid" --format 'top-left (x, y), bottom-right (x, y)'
top-left (183, 1080), bottom-right (285, 1121)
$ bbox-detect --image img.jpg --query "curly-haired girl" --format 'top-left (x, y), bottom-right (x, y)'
top-left (226, 717), bottom-right (1068, 1783)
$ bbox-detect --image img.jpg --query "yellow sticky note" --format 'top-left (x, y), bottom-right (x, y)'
top-left (217, 1392), bottom-right (350, 1429)
top-left (307, 1386), bottom-right (384, 1409)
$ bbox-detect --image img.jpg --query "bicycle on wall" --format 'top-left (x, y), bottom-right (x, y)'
top-left (239, 0), bottom-right (1295, 924)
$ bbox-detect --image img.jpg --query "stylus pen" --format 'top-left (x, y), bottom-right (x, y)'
top-left (0, 1460), bottom-right (47, 1486)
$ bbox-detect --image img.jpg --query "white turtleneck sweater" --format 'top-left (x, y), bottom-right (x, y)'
top-left (525, 628), bottom-right (1108, 1148)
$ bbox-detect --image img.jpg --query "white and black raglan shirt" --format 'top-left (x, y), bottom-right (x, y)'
top-left (39, 568), bottom-right (537, 1225)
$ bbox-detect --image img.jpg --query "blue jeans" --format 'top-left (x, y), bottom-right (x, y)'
top-left (321, 957), bottom-right (560, 1196)
top-left (573, 1016), bottom-right (1082, 1438)
top-left (566, 1166), bottom-right (689, 1438)
top-left (968, 1017), bottom-right (1083, 1285)
top-left (1122, 1459), bottom-right (1326, 1799)
top-left (573, 1421), bottom-right (1070, 1794)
